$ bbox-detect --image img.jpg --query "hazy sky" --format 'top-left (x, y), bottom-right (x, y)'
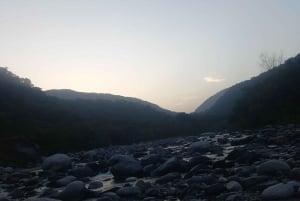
top-left (1, 0), bottom-right (300, 112)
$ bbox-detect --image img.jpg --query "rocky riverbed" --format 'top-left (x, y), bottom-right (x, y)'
top-left (1, 125), bottom-right (300, 201)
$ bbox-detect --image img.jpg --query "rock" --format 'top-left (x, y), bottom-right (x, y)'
top-left (205, 183), bottom-right (226, 196)
top-left (241, 176), bottom-right (269, 189)
top-left (234, 166), bottom-right (256, 177)
top-left (109, 155), bottom-right (143, 180)
top-left (187, 175), bottom-right (218, 185)
top-left (97, 192), bottom-right (120, 201)
top-left (226, 148), bottom-right (260, 164)
top-left (88, 181), bottom-right (103, 190)
top-left (141, 154), bottom-right (166, 166)
top-left (226, 181), bottom-right (243, 192)
top-left (188, 155), bottom-right (211, 167)
top-left (152, 157), bottom-right (187, 176)
top-left (25, 198), bottom-right (62, 201)
top-left (156, 172), bottom-right (181, 184)
top-left (261, 181), bottom-right (300, 200)
top-left (116, 186), bottom-right (141, 197)
top-left (56, 176), bottom-right (77, 187)
top-left (292, 168), bottom-right (300, 180)
top-left (188, 141), bottom-right (214, 153)
top-left (42, 154), bottom-right (72, 172)
top-left (69, 166), bottom-right (95, 178)
top-left (257, 160), bottom-right (290, 176)
top-left (184, 164), bottom-right (211, 178)
top-left (59, 181), bottom-right (86, 201)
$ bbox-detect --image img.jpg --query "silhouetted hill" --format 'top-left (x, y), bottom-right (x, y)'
top-left (46, 89), bottom-right (174, 115)
top-left (194, 89), bottom-right (228, 113)
top-left (0, 67), bottom-right (197, 163)
top-left (194, 54), bottom-right (300, 128)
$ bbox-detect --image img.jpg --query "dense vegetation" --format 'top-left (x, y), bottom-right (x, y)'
top-left (0, 53), bottom-right (299, 165)
top-left (194, 54), bottom-right (300, 129)
top-left (0, 68), bottom-right (198, 157)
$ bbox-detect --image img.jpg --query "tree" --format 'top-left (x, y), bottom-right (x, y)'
top-left (259, 51), bottom-right (284, 71)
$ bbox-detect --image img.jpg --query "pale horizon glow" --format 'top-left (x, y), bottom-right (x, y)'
top-left (1, 0), bottom-right (300, 112)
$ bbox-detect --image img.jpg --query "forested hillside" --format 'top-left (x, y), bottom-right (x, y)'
top-left (194, 54), bottom-right (300, 129)
top-left (0, 67), bottom-right (196, 156)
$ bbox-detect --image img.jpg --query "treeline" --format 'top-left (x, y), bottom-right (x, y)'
top-left (0, 67), bottom-right (199, 154)
top-left (229, 54), bottom-right (300, 128)
top-left (0, 53), bottom-right (299, 159)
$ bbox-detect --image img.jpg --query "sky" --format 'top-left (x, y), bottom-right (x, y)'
top-left (0, 0), bottom-right (300, 112)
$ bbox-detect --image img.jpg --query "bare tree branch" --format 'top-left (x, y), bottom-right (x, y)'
top-left (259, 51), bottom-right (284, 71)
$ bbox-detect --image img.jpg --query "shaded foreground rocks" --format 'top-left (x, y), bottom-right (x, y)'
top-left (42, 154), bottom-right (72, 172)
top-left (0, 124), bottom-right (300, 201)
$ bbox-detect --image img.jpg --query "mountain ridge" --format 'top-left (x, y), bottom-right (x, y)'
top-left (46, 89), bottom-right (175, 115)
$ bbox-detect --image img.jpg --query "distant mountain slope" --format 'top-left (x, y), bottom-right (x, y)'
top-left (46, 89), bottom-right (174, 115)
top-left (194, 53), bottom-right (300, 128)
top-left (194, 89), bottom-right (227, 113)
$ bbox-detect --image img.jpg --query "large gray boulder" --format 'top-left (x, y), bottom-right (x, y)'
top-left (56, 176), bottom-right (77, 187)
top-left (58, 181), bottom-right (86, 201)
top-left (42, 154), bottom-right (72, 172)
top-left (152, 157), bottom-right (187, 176)
top-left (226, 181), bottom-right (243, 192)
top-left (25, 198), bottom-right (61, 201)
top-left (109, 155), bottom-right (143, 180)
top-left (261, 181), bottom-right (300, 200)
top-left (257, 160), bottom-right (290, 176)
top-left (188, 141), bottom-right (214, 153)
top-left (116, 186), bottom-right (141, 197)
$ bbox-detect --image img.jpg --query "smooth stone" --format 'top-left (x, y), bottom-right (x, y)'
top-left (141, 154), bottom-right (166, 166)
top-left (97, 192), bottom-right (120, 201)
top-left (88, 181), bottom-right (103, 190)
top-left (152, 157), bottom-right (187, 176)
top-left (56, 176), bottom-right (77, 187)
top-left (109, 155), bottom-right (143, 180)
top-left (42, 154), bottom-right (72, 172)
top-left (205, 183), bottom-right (226, 195)
top-left (25, 199), bottom-right (61, 201)
top-left (188, 141), bottom-right (214, 153)
top-left (257, 160), bottom-right (290, 176)
top-left (116, 186), bottom-right (141, 197)
top-left (187, 175), bottom-right (218, 185)
top-left (69, 166), bottom-right (95, 178)
top-left (59, 181), bottom-right (86, 201)
top-left (156, 172), bottom-right (181, 184)
top-left (226, 181), bottom-right (243, 192)
top-left (188, 155), bottom-right (211, 167)
top-left (261, 181), bottom-right (300, 200)
top-left (241, 176), bottom-right (270, 189)
top-left (292, 168), bottom-right (300, 180)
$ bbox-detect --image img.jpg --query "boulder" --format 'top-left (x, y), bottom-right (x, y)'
top-left (56, 176), bottom-right (77, 187)
top-left (292, 168), bottom-right (300, 180)
top-left (188, 155), bottom-right (211, 167)
top-left (188, 141), bottom-right (214, 153)
top-left (187, 174), bottom-right (218, 185)
top-left (58, 181), bottom-right (86, 201)
top-left (88, 181), bottom-right (103, 190)
top-left (69, 166), bottom-right (95, 178)
top-left (141, 154), bottom-right (166, 166)
top-left (226, 181), bottom-right (243, 192)
top-left (116, 186), bottom-right (141, 197)
top-left (257, 160), bottom-right (290, 176)
top-left (261, 181), bottom-right (300, 200)
top-left (25, 199), bottom-right (61, 201)
top-left (152, 157), bottom-right (187, 176)
top-left (42, 154), bottom-right (72, 172)
top-left (156, 172), bottom-right (181, 184)
top-left (109, 155), bottom-right (143, 180)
